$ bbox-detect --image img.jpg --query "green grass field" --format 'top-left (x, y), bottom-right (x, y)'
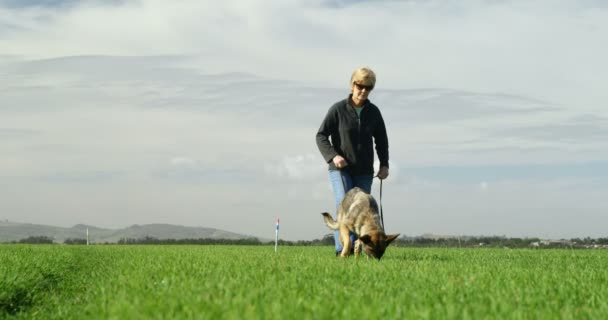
top-left (1, 245), bottom-right (607, 319)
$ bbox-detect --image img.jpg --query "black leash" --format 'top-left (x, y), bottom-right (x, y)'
top-left (379, 178), bottom-right (385, 229)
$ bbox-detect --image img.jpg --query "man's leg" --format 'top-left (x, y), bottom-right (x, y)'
top-left (352, 175), bottom-right (374, 194)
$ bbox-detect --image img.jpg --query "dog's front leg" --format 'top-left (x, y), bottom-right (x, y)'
top-left (339, 225), bottom-right (352, 257)
top-left (354, 239), bottom-right (362, 258)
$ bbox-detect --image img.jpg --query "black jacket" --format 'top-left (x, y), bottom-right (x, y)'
top-left (316, 95), bottom-right (389, 175)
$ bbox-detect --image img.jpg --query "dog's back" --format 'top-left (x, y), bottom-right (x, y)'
top-left (337, 187), bottom-right (383, 236)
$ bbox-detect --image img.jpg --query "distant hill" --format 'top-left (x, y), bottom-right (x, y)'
top-left (0, 221), bottom-right (260, 243)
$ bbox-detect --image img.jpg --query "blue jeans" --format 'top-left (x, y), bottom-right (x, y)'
top-left (328, 170), bottom-right (373, 253)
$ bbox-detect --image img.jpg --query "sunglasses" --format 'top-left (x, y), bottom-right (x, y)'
top-left (354, 82), bottom-right (374, 91)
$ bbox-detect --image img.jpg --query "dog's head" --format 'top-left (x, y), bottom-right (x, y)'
top-left (359, 232), bottom-right (400, 260)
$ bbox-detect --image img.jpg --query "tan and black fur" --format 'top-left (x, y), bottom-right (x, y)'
top-left (321, 187), bottom-right (399, 259)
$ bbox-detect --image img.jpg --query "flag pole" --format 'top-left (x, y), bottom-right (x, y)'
top-left (275, 218), bottom-right (280, 252)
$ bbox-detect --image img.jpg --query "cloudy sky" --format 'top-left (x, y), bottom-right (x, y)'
top-left (1, 0), bottom-right (607, 240)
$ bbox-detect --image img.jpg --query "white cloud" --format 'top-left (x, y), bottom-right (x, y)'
top-left (269, 154), bottom-right (324, 181)
top-left (1, 0), bottom-right (606, 110)
top-left (479, 181), bottom-right (488, 191)
top-left (170, 157), bottom-right (197, 167)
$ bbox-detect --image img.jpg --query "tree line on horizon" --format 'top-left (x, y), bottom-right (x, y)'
top-left (6, 234), bottom-right (608, 249)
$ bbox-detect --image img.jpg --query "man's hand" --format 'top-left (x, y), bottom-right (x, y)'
top-left (332, 155), bottom-right (348, 169)
top-left (377, 166), bottom-right (389, 180)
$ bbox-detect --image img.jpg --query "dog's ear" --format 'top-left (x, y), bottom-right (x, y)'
top-left (359, 234), bottom-right (372, 244)
top-left (385, 234), bottom-right (400, 245)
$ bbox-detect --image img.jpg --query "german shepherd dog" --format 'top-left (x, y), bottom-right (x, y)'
top-left (321, 187), bottom-right (399, 259)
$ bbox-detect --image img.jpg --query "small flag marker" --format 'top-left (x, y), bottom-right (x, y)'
top-left (274, 218), bottom-right (280, 252)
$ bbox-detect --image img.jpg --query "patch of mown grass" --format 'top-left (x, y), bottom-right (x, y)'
top-left (2, 245), bottom-right (608, 319)
top-left (0, 245), bottom-right (116, 319)
top-left (0, 246), bottom-right (71, 315)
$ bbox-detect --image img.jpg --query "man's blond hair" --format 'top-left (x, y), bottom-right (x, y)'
top-left (350, 67), bottom-right (376, 88)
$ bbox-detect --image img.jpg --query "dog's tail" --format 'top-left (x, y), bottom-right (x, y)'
top-left (321, 212), bottom-right (339, 230)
